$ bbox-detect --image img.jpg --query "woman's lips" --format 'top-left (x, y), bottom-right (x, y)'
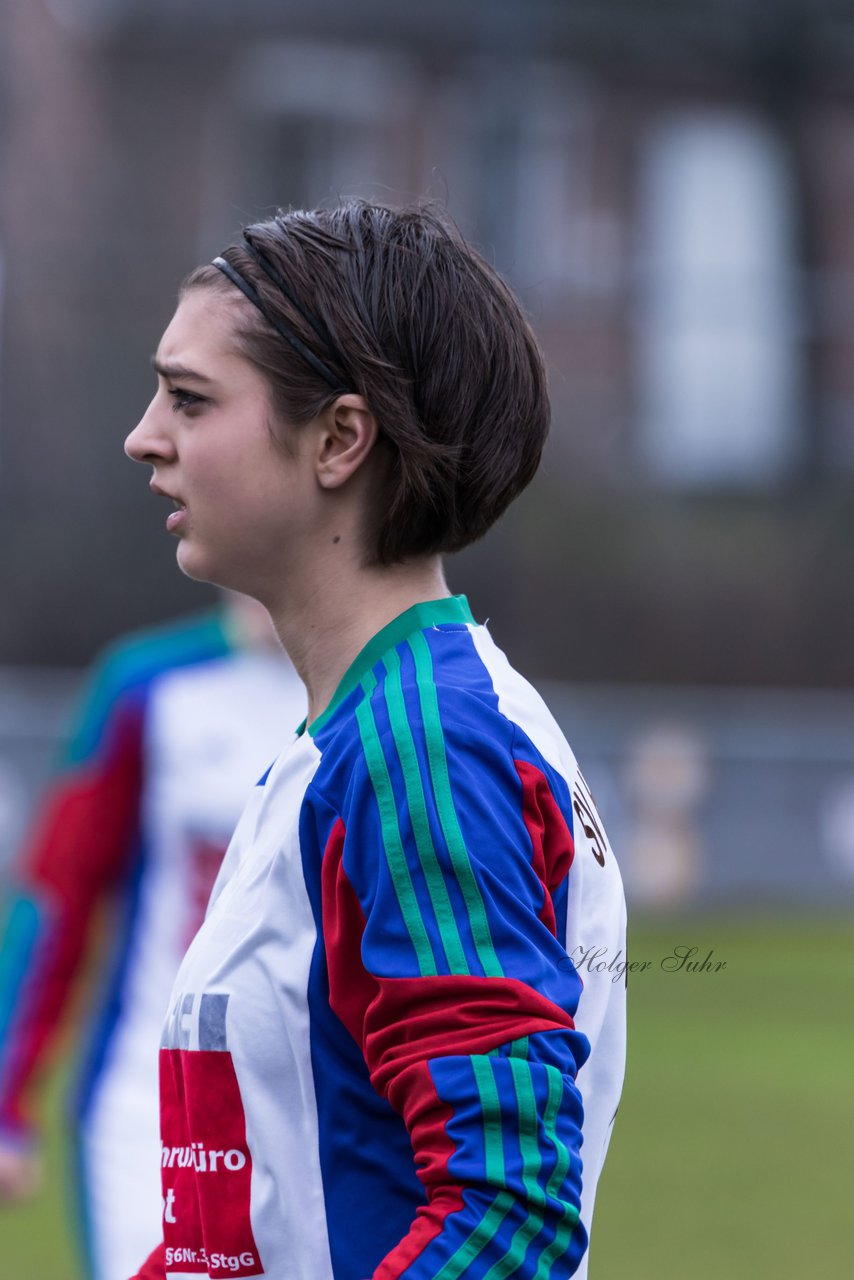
top-left (166, 503), bottom-right (186, 534)
top-left (149, 482), bottom-right (186, 535)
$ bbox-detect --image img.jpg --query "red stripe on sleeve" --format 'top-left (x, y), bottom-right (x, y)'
top-left (515, 759), bottom-right (575, 935)
top-left (374, 1060), bottom-right (463, 1280)
top-left (321, 817), bottom-right (380, 1045)
top-left (0, 697), bottom-right (143, 1131)
top-left (364, 974), bottom-right (573, 1098)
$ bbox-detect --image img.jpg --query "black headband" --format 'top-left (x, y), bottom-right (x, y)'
top-left (211, 254), bottom-right (350, 392)
top-left (241, 234), bottom-right (339, 355)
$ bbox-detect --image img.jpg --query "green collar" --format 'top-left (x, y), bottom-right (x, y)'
top-left (300, 594), bottom-right (475, 738)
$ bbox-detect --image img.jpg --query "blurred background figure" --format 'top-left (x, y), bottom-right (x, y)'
top-left (0, 592), bottom-right (305, 1280)
top-left (1, 1), bottom-right (852, 1277)
top-left (622, 722), bottom-right (710, 908)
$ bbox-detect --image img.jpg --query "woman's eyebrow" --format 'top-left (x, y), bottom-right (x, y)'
top-left (151, 356), bottom-right (214, 384)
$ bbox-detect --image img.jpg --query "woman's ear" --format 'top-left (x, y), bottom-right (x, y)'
top-left (315, 395), bottom-right (379, 489)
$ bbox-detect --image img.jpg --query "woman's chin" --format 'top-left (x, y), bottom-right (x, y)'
top-left (175, 538), bottom-right (215, 585)
top-left (176, 540), bottom-right (248, 594)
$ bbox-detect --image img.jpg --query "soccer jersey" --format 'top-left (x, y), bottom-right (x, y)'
top-left (0, 610), bottom-right (306, 1280)
top-left (136, 595), bottom-right (626, 1280)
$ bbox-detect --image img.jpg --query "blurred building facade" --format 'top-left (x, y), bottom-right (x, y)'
top-left (1, 0), bottom-right (854, 684)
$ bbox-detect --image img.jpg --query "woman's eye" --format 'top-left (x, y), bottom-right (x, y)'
top-left (168, 387), bottom-right (204, 413)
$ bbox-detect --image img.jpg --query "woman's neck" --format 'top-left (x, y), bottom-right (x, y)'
top-left (266, 553), bottom-right (449, 726)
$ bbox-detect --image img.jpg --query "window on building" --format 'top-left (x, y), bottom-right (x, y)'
top-left (197, 41), bottom-right (415, 255)
top-left (634, 109), bottom-right (804, 487)
top-left (437, 60), bottom-right (608, 298)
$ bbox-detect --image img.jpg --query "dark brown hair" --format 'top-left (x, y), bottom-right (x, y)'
top-left (183, 201), bottom-right (550, 565)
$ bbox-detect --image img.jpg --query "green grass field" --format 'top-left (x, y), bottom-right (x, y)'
top-left (1, 911), bottom-right (851, 1279)
top-left (594, 911), bottom-right (853, 1279)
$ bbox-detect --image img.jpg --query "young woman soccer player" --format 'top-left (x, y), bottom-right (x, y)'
top-left (124, 202), bottom-right (626, 1280)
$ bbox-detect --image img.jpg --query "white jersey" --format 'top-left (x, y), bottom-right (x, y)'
top-left (139, 597), bottom-right (626, 1280)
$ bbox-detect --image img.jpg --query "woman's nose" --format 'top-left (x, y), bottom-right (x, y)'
top-left (125, 397), bottom-right (174, 463)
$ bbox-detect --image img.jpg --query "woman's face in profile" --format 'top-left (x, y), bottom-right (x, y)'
top-left (125, 287), bottom-right (320, 598)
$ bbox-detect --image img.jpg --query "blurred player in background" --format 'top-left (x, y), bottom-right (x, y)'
top-left (0, 591), bottom-right (305, 1280)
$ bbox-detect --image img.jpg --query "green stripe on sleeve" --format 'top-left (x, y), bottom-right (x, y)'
top-left (473, 1056), bottom-right (506, 1188)
top-left (382, 648), bottom-right (469, 975)
top-left (355, 672), bottom-right (438, 977)
top-left (426, 1057), bottom-right (581, 1280)
top-left (407, 631), bottom-right (503, 979)
top-left (533, 1066), bottom-right (580, 1279)
top-left (481, 1059), bottom-right (546, 1280)
top-left (541, 1068), bottom-right (567, 1198)
top-left (432, 1057), bottom-right (515, 1280)
top-left (433, 1191), bottom-right (517, 1280)
top-left (0, 896), bottom-right (42, 1044)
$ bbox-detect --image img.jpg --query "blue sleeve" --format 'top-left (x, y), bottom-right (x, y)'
top-left (322, 656), bottom-right (592, 1278)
